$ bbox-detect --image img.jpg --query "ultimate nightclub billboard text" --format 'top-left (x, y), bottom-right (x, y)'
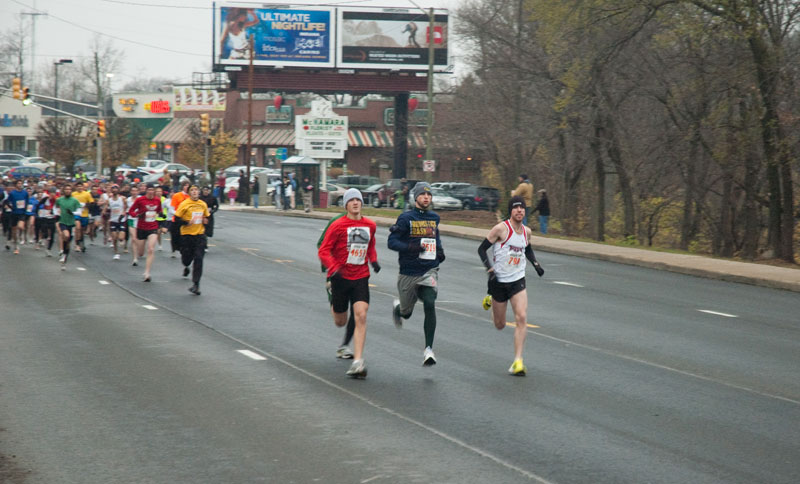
top-left (215, 3), bottom-right (448, 71)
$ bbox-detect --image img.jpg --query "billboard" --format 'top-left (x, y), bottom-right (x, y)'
top-left (216, 4), bottom-right (335, 68)
top-left (337, 8), bottom-right (448, 70)
top-left (172, 86), bottom-right (226, 112)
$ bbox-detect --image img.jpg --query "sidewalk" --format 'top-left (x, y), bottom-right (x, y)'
top-left (219, 204), bottom-right (800, 293)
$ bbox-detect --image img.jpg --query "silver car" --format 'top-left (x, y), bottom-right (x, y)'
top-left (430, 187), bottom-right (462, 210)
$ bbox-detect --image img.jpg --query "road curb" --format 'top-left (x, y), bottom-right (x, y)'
top-left (224, 206), bottom-right (800, 293)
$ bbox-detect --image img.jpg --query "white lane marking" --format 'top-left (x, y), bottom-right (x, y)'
top-left (361, 476), bottom-right (383, 484)
top-left (698, 309), bottom-right (738, 318)
top-left (76, 267), bottom-right (86, 271)
top-left (237, 349), bottom-right (267, 361)
top-left (142, 305), bottom-right (158, 310)
top-left (553, 281), bottom-right (583, 288)
top-left (99, 280), bottom-right (110, 285)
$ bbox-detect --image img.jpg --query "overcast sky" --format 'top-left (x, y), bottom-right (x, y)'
top-left (1, 0), bottom-right (465, 90)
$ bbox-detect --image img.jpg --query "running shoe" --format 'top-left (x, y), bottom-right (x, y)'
top-left (183, 266), bottom-right (190, 277)
top-left (45, 249), bottom-right (52, 257)
top-left (113, 254), bottom-right (121, 260)
top-left (158, 245), bottom-right (163, 252)
top-left (60, 262), bottom-right (66, 271)
top-left (58, 254), bottom-right (66, 263)
top-left (188, 283), bottom-right (201, 295)
top-left (19, 240), bottom-right (24, 245)
top-left (482, 294), bottom-right (492, 310)
top-left (13, 247), bottom-right (19, 255)
top-left (346, 359), bottom-right (367, 379)
top-left (143, 274), bottom-right (151, 282)
top-left (124, 248), bottom-right (129, 253)
top-left (508, 359), bottom-right (527, 377)
top-left (132, 259), bottom-right (138, 266)
top-left (336, 345), bottom-right (354, 359)
top-left (392, 298), bottom-right (402, 329)
top-left (423, 347), bottom-right (437, 366)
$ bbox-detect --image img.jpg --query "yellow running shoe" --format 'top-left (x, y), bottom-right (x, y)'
top-left (508, 359), bottom-right (527, 376)
top-left (482, 294), bottom-right (492, 310)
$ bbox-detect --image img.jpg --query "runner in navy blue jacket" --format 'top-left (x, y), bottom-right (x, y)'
top-left (6, 180), bottom-right (29, 254)
top-left (387, 181), bottom-right (446, 366)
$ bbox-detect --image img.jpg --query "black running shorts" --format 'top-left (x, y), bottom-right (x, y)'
top-left (330, 275), bottom-right (370, 313)
top-left (137, 228), bottom-right (158, 240)
top-left (488, 277), bottom-right (526, 303)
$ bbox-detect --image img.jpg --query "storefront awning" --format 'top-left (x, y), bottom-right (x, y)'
top-left (152, 118), bottom-right (195, 143)
top-left (348, 130), bottom-right (426, 149)
top-left (234, 128), bottom-right (295, 146)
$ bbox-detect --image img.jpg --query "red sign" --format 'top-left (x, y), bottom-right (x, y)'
top-left (149, 100), bottom-right (171, 114)
top-left (427, 26), bottom-right (444, 45)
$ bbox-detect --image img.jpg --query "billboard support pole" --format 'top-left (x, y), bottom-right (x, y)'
top-left (393, 93), bottom-right (409, 180)
top-left (425, 7), bottom-right (435, 182)
top-left (245, 34), bottom-right (254, 205)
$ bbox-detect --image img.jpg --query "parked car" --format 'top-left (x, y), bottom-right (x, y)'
top-left (223, 165), bottom-right (273, 179)
top-left (321, 183), bottom-right (347, 207)
top-left (431, 182), bottom-right (472, 192)
top-left (450, 185), bottom-right (501, 211)
top-left (334, 175), bottom-right (382, 191)
top-left (136, 159), bottom-right (168, 174)
top-left (224, 172), bottom-right (280, 198)
top-left (7, 166), bottom-right (47, 180)
top-left (362, 183), bottom-right (392, 208)
top-left (430, 187), bottom-right (462, 210)
top-left (0, 153), bottom-right (25, 164)
top-left (20, 157), bottom-right (54, 171)
top-left (0, 159), bottom-right (23, 170)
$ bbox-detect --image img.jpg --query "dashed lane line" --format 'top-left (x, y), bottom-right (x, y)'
top-left (237, 349), bottom-right (268, 361)
top-left (698, 309), bottom-right (738, 318)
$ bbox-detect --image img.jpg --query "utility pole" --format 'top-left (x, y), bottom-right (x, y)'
top-left (21, 1), bottom-right (47, 88)
top-left (425, 7), bottom-right (435, 181)
top-left (245, 34), bottom-right (254, 205)
top-left (94, 52), bottom-right (103, 174)
top-left (53, 59), bottom-right (72, 118)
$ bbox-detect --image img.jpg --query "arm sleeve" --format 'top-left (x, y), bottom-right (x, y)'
top-left (477, 238), bottom-right (493, 271)
top-left (524, 244), bottom-right (537, 264)
top-left (317, 222), bottom-right (339, 274)
top-left (387, 216), bottom-right (410, 252)
top-left (368, 224), bottom-right (378, 264)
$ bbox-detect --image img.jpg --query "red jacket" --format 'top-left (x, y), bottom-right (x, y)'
top-left (318, 215), bottom-right (377, 280)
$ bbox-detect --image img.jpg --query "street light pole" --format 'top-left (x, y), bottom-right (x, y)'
top-left (53, 59), bottom-right (72, 118)
top-left (425, 7), bottom-right (435, 179)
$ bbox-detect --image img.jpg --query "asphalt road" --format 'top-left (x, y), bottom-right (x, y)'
top-left (1, 211), bottom-right (798, 484)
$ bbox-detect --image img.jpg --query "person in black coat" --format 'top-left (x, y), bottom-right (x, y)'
top-left (531, 189), bottom-right (550, 234)
top-left (200, 186), bottom-right (219, 238)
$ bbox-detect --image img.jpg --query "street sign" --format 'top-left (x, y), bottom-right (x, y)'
top-left (295, 114), bottom-right (348, 143)
top-left (423, 159), bottom-right (436, 172)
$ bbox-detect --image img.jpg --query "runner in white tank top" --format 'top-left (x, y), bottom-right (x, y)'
top-left (477, 196), bottom-right (545, 376)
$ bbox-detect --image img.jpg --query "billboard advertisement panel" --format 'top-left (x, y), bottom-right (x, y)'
top-left (337, 8), bottom-right (448, 70)
top-left (216, 4), bottom-right (335, 68)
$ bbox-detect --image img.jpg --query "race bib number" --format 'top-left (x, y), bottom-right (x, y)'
top-left (190, 211), bottom-right (204, 225)
top-left (347, 243), bottom-right (368, 265)
top-left (346, 226), bottom-right (371, 265)
top-left (26, 204), bottom-right (34, 212)
top-left (507, 247), bottom-right (524, 268)
top-left (38, 209), bottom-right (49, 218)
top-left (54, 207), bottom-right (60, 216)
top-left (16, 200), bottom-right (25, 209)
top-left (111, 207), bottom-right (122, 217)
top-left (145, 210), bottom-right (157, 222)
top-left (419, 237), bottom-right (437, 260)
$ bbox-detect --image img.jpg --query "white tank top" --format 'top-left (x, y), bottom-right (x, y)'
top-left (108, 196), bottom-right (126, 220)
top-left (492, 220), bottom-right (527, 283)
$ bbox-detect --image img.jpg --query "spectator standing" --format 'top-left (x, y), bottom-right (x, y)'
top-left (237, 170), bottom-right (248, 204)
top-left (251, 177), bottom-right (260, 208)
top-left (302, 176), bottom-right (314, 212)
top-left (216, 171), bottom-right (226, 204)
top-left (531, 189), bottom-right (550, 234)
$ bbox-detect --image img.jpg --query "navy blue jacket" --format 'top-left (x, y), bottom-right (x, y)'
top-left (387, 207), bottom-right (444, 276)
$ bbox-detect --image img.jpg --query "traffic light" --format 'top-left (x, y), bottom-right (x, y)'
top-left (12, 78), bottom-right (21, 99)
top-left (21, 87), bottom-right (30, 105)
top-left (97, 120), bottom-right (106, 138)
top-left (200, 113), bottom-right (210, 133)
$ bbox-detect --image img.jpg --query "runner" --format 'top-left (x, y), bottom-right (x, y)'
top-left (34, 187), bottom-right (57, 257)
top-left (155, 186), bottom-right (168, 251)
top-left (86, 184), bottom-right (104, 246)
top-left (174, 186), bottom-right (210, 295)
top-left (0, 183), bottom-right (10, 250)
top-left (126, 185), bottom-right (140, 260)
top-left (71, 182), bottom-right (94, 253)
top-left (128, 183), bottom-right (163, 282)
top-left (477, 196), bottom-right (545, 376)
top-left (6, 179), bottom-right (29, 254)
top-left (169, 182), bottom-right (191, 258)
top-left (387, 182), bottom-right (446, 366)
top-left (317, 188), bottom-right (380, 378)
top-left (55, 184), bottom-right (81, 270)
top-left (25, 184), bottom-right (38, 246)
top-left (106, 184), bottom-right (128, 260)
top-left (317, 211), bottom-right (356, 359)
top-left (199, 186), bottom-right (219, 242)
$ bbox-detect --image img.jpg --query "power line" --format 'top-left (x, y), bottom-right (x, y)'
top-left (99, 0), bottom-right (210, 9)
top-left (10, 0), bottom-right (207, 58)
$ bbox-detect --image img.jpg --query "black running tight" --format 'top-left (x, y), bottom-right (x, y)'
top-left (419, 286), bottom-right (437, 348)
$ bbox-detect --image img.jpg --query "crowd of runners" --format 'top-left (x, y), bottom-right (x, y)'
top-left (1, 177), bottom-right (217, 294)
top-left (4, 175), bottom-right (545, 380)
top-left (318, 184), bottom-right (545, 379)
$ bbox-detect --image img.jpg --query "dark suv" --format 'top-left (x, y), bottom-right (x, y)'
top-left (450, 185), bottom-right (501, 211)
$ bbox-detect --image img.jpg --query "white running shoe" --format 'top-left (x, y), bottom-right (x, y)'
top-left (392, 298), bottom-right (402, 329)
top-left (158, 245), bottom-right (163, 251)
top-left (113, 254), bottom-right (121, 260)
top-left (58, 254), bottom-right (66, 264)
top-left (423, 347), bottom-right (437, 366)
top-left (346, 359), bottom-right (367, 379)
top-left (45, 249), bottom-right (52, 257)
top-left (336, 346), bottom-right (354, 359)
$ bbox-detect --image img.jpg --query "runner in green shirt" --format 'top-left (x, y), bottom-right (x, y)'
top-left (55, 184), bottom-right (81, 270)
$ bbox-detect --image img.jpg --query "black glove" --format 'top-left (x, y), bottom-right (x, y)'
top-left (437, 247), bottom-right (445, 263)
top-left (533, 261), bottom-right (545, 277)
top-left (371, 261), bottom-right (381, 273)
top-left (488, 270), bottom-right (497, 282)
top-left (407, 239), bottom-right (423, 253)
top-left (118, 215), bottom-right (125, 223)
